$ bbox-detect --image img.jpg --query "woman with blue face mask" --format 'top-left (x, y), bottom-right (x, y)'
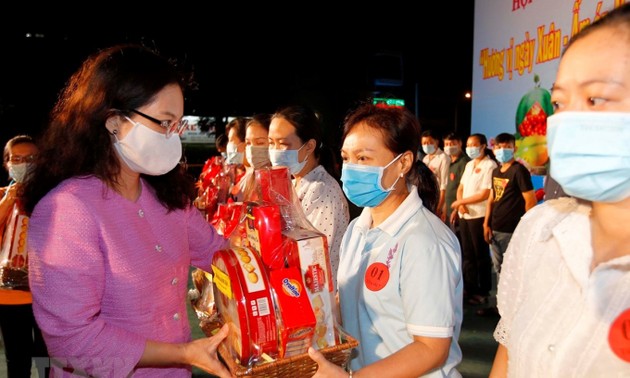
top-left (450, 133), bottom-right (498, 307)
top-left (268, 105), bottom-right (350, 287)
top-left (490, 4), bottom-right (630, 376)
top-left (309, 104), bottom-right (463, 377)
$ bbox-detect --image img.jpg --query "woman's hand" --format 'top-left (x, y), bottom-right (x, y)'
top-left (184, 324), bottom-right (233, 378)
top-left (308, 347), bottom-right (349, 378)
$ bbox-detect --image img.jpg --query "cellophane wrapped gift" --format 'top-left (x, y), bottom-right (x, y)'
top-left (0, 200), bottom-right (30, 290)
top-left (193, 166), bottom-right (357, 376)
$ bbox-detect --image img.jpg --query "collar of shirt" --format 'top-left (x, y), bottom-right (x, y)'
top-left (354, 185), bottom-right (422, 238)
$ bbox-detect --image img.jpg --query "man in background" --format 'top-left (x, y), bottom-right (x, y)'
top-left (480, 132), bottom-right (537, 316)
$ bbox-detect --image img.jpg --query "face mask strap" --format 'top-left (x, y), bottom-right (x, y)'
top-left (378, 153), bottom-right (403, 191)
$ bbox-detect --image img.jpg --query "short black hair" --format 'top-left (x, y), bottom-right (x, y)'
top-left (495, 133), bottom-right (516, 145)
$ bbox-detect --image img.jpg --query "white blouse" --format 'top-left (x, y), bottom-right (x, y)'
top-left (494, 197), bottom-right (630, 377)
top-left (294, 165), bottom-right (350, 286)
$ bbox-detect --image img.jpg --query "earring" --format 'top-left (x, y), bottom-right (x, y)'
top-left (400, 173), bottom-right (404, 178)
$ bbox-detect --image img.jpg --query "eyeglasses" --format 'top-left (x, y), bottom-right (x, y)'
top-left (129, 109), bottom-right (188, 139)
top-left (9, 154), bottom-right (36, 164)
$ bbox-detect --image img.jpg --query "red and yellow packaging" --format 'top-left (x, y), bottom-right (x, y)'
top-left (244, 202), bottom-right (284, 270)
top-left (212, 247), bottom-right (278, 365)
top-left (269, 267), bottom-right (316, 358)
top-left (282, 228), bottom-right (337, 349)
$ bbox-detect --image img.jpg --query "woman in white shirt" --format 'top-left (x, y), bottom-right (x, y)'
top-left (451, 133), bottom-right (497, 306)
top-left (268, 105), bottom-right (350, 284)
top-left (490, 4), bottom-right (630, 376)
top-left (308, 103), bottom-right (462, 377)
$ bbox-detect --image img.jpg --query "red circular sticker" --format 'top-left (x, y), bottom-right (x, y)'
top-left (450, 172), bottom-right (455, 181)
top-left (609, 308), bottom-right (630, 362)
top-left (474, 168), bottom-right (481, 174)
top-left (364, 262), bottom-right (390, 291)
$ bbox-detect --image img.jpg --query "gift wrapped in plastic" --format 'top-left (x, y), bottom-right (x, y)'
top-left (193, 166), bottom-right (357, 376)
top-left (0, 199), bottom-right (30, 290)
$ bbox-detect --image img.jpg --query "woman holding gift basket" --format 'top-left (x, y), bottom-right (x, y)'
top-left (21, 44), bottom-right (232, 378)
top-left (309, 103), bottom-right (463, 377)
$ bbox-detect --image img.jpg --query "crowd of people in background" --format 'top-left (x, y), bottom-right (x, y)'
top-left (0, 3), bottom-right (627, 377)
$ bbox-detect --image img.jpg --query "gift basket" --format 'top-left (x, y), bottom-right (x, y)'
top-left (190, 166), bottom-right (358, 377)
top-left (0, 194), bottom-right (30, 290)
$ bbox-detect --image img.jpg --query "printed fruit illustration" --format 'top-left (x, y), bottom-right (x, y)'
top-left (515, 135), bottom-right (548, 169)
top-left (515, 74), bottom-right (553, 137)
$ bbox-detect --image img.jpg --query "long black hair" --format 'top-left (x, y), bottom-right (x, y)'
top-left (22, 44), bottom-right (195, 214)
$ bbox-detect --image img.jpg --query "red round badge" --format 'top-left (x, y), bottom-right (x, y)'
top-left (474, 168), bottom-right (481, 174)
top-left (364, 262), bottom-right (390, 291)
top-left (450, 172), bottom-right (455, 181)
top-left (609, 308), bottom-right (630, 362)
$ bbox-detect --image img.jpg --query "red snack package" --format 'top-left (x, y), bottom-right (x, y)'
top-left (245, 202), bottom-right (284, 270)
top-left (269, 267), bottom-right (316, 358)
top-left (212, 247), bottom-right (278, 366)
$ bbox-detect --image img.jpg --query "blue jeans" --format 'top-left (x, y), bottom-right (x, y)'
top-left (490, 231), bottom-right (513, 278)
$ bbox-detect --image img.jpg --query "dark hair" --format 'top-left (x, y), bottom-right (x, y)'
top-left (272, 105), bottom-right (340, 179)
top-left (22, 44), bottom-right (194, 215)
top-left (215, 133), bottom-right (228, 150)
top-left (443, 132), bottom-right (463, 142)
top-left (342, 104), bottom-right (440, 213)
top-left (3, 135), bottom-right (35, 163)
top-left (565, 3), bottom-right (630, 53)
top-left (495, 132), bottom-right (516, 145)
top-left (421, 130), bottom-right (440, 142)
top-left (225, 117), bottom-right (248, 143)
top-left (247, 113), bottom-right (271, 131)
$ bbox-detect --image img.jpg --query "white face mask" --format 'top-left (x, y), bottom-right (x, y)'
top-left (113, 117), bottom-right (182, 176)
top-left (225, 143), bottom-right (244, 165)
top-left (245, 145), bottom-right (271, 169)
top-left (444, 145), bottom-right (461, 156)
top-left (8, 163), bottom-right (31, 183)
top-left (269, 144), bottom-right (308, 175)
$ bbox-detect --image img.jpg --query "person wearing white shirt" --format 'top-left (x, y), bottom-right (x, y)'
top-left (490, 4), bottom-right (630, 376)
top-left (421, 130), bottom-right (450, 221)
top-left (309, 103), bottom-right (462, 378)
top-left (451, 133), bottom-right (497, 306)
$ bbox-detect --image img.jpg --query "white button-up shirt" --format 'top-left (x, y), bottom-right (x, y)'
top-left (495, 197), bottom-right (630, 377)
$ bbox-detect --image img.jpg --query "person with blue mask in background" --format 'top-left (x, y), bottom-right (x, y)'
top-left (309, 103), bottom-right (463, 377)
top-left (490, 4), bottom-right (630, 376)
top-left (268, 105), bottom-right (349, 287)
top-left (421, 130), bottom-right (450, 221)
top-left (477, 132), bottom-right (536, 317)
top-left (451, 133), bottom-right (497, 307)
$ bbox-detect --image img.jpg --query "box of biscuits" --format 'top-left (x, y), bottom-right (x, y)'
top-left (282, 228), bottom-right (337, 349)
top-left (211, 247), bottom-right (278, 365)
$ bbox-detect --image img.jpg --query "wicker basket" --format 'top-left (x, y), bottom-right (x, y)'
top-left (201, 322), bottom-right (358, 378)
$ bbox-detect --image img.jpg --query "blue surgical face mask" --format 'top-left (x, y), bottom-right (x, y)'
top-left (547, 111), bottom-right (630, 202)
top-left (422, 144), bottom-right (436, 155)
top-left (341, 154), bottom-right (403, 208)
top-left (269, 143), bottom-right (308, 175)
top-left (494, 148), bottom-right (514, 164)
top-left (466, 146), bottom-right (481, 159)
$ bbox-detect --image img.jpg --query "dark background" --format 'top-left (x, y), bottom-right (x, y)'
top-left (0, 5), bottom-right (475, 164)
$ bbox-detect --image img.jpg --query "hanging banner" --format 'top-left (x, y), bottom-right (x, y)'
top-left (471, 0), bottom-right (625, 174)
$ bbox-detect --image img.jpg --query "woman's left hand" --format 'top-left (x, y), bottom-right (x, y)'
top-left (308, 347), bottom-right (349, 377)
